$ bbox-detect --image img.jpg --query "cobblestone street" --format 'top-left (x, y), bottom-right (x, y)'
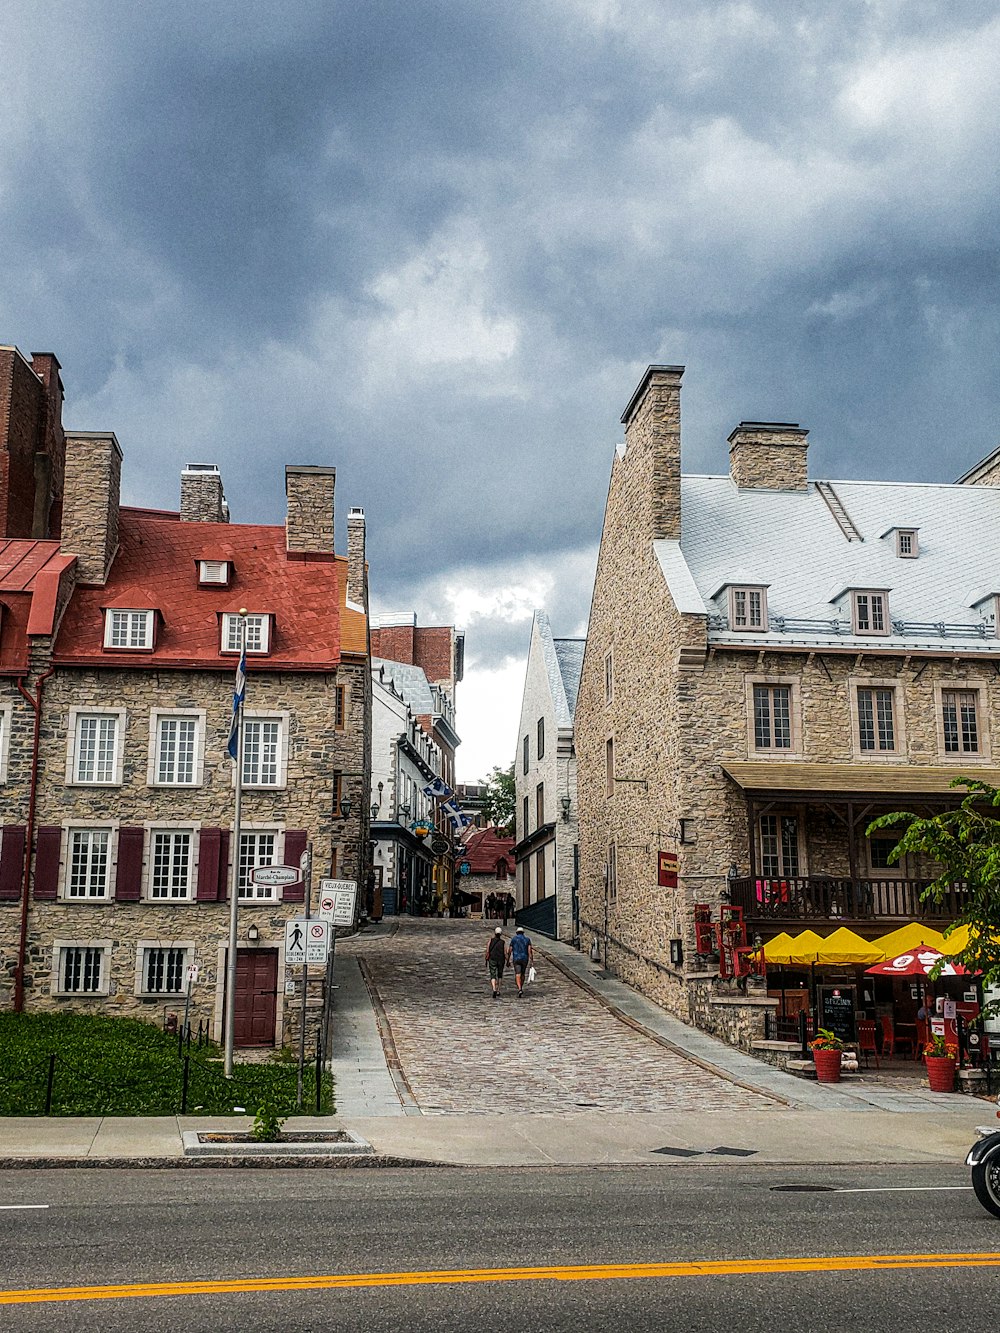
top-left (350, 918), bottom-right (777, 1114)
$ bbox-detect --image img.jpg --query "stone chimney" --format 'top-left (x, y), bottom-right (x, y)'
top-left (346, 506), bottom-right (367, 609)
top-left (729, 422), bottom-right (809, 491)
top-left (957, 446), bottom-right (1000, 488)
top-left (61, 433), bottom-right (122, 585)
top-left (285, 465), bottom-right (336, 554)
top-left (619, 365), bottom-right (685, 541)
top-left (180, 463), bottom-right (229, 523)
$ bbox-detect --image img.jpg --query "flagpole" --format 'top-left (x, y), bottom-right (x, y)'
top-left (224, 609), bottom-right (248, 1080)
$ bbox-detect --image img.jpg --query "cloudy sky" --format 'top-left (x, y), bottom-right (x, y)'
top-left (4, 2), bottom-right (1000, 778)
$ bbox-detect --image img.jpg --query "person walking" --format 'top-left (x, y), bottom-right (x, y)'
top-left (485, 926), bottom-right (506, 999)
top-left (507, 926), bottom-right (534, 997)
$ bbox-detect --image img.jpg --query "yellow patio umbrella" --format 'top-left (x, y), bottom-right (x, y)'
top-left (764, 929), bottom-right (827, 965)
top-left (870, 922), bottom-right (946, 961)
top-left (814, 926), bottom-right (884, 966)
top-left (942, 924), bottom-right (969, 956)
top-left (750, 932), bottom-right (795, 963)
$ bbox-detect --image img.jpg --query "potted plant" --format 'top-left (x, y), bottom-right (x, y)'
top-left (923, 1034), bottom-right (958, 1093)
top-left (809, 1028), bottom-right (845, 1083)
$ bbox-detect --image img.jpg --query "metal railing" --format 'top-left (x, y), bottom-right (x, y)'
top-left (730, 875), bottom-right (967, 922)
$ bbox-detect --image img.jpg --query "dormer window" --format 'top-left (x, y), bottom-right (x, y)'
top-left (896, 529), bottom-right (918, 558)
top-left (852, 590), bottom-right (889, 636)
top-left (221, 613), bottom-right (270, 655)
top-left (198, 559), bottom-right (231, 586)
top-left (729, 586), bottom-right (768, 632)
top-left (104, 609), bottom-right (155, 650)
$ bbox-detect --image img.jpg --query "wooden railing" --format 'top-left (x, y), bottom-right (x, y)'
top-left (729, 876), bottom-right (967, 923)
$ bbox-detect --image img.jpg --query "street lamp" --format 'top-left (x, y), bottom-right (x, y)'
top-left (339, 796), bottom-right (352, 820)
top-left (371, 803), bottom-right (380, 820)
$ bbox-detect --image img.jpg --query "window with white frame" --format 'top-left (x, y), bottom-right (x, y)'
top-left (752, 683), bottom-right (793, 750)
top-left (198, 560), bottom-right (230, 585)
top-left (149, 830), bottom-right (194, 900)
top-left (852, 591), bottom-right (889, 636)
top-left (71, 712), bottom-right (123, 784)
top-left (942, 689), bottom-right (980, 755)
top-left (221, 613), bottom-right (269, 654)
top-left (141, 946), bottom-right (187, 994)
top-left (759, 814), bottom-right (800, 878)
top-left (59, 945), bottom-right (106, 994)
top-left (729, 586), bottom-right (767, 632)
top-left (66, 829), bottom-right (112, 898)
top-left (104, 609), bottom-right (154, 650)
top-left (857, 686), bottom-right (897, 752)
top-left (154, 715), bottom-right (199, 785)
top-left (242, 717), bottom-right (282, 786)
top-left (238, 830), bottom-right (278, 897)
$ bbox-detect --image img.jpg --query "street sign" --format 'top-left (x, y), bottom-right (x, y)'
top-left (285, 918), bottom-right (307, 965)
top-left (318, 878), bottom-right (358, 926)
top-left (252, 864), bottom-right (300, 887)
top-left (185, 964), bottom-right (200, 984)
top-left (459, 861), bottom-right (471, 876)
top-left (306, 920), bottom-right (330, 964)
top-left (431, 835), bottom-right (450, 855)
top-left (285, 919), bottom-right (329, 965)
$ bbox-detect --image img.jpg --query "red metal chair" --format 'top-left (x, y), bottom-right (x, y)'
top-left (881, 1016), bottom-right (915, 1059)
top-left (857, 1020), bottom-right (879, 1069)
top-left (915, 1018), bottom-right (929, 1061)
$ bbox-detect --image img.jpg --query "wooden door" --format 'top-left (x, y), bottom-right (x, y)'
top-left (233, 949), bottom-right (278, 1047)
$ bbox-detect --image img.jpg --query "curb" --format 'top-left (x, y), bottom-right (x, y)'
top-left (0, 1153), bottom-right (450, 1170)
top-left (357, 958), bottom-right (422, 1115)
top-left (538, 947), bottom-right (791, 1108)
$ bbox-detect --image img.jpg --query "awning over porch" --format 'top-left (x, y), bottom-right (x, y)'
top-left (722, 762), bottom-right (1000, 797)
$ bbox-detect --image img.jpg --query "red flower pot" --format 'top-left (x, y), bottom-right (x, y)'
top-left (926, 1055), bottom-right (956, 1093)
top-left (812, 1048), bottom-right (843, 1083)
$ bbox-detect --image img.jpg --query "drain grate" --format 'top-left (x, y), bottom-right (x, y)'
top-left (771, 1184), bottom-right (837, 1193)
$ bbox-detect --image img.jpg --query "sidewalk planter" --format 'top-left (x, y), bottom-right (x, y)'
top-left (925, 1055), bottom-right (957, 1093)
top-left (812, 1048), bottom-right (843, 1084)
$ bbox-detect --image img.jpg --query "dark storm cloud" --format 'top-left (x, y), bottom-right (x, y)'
top-left (3, 1), bottom-right (1000, 721)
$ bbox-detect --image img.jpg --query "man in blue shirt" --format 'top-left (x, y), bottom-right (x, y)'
top-left (507, 926), bottom-right (534, 997)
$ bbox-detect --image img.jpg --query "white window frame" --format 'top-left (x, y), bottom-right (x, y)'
top-left (851, 590), bottom-right (890, 637)
top-left (728, 585), bottom-right (768, 632)
top-left (103, 608), bottom-right (154, 650)
top-left (747, 677), bottom-right (801, 756)
top-left (221, 612), bottom-right (270, 655)
top-left (237, 711), bottom-right (289, 789)
top-left (135, 940), bottom-right (196, 997)
top-left (66, 708), bottom-right (127, 786)
top-left (198, 560), bottom-right (230, 586)
top-left (0, 702), bottom-right (11, 784)
top-left (849, 677), bottom-right (906, 760)
top-left (896, 529), bottom-right (918, 559)
top-left (147, 709), bottom-right (206, 787)
top-left (935, 682), bottom-right (990, 763)
top-left (144, 824), bottom-right (200, 902)
top-left (757, 812), bottom-right (805, 880)
top-left (51, 939), bottom-right (113, 997)
top-left (237, 826), bottom-right (285, 901)
top-left (61, 824), bottom-right (118, 901)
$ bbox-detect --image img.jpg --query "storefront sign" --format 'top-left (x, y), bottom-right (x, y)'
top-left (657, 850), bottom-right (678, 889)
top-left (819, 985), bottom-right (856, 1045)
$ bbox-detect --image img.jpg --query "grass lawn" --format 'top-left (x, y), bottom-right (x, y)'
top-left (0, 1012), bottom-right (334, 1117)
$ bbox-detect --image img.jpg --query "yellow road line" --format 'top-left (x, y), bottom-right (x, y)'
top-left (3, 1252), bottom-right (1000, 1306)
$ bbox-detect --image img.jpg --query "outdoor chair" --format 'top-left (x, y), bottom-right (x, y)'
top-left (915, 1018), bottom-right (929, 1060)
top-left (857, 1020), bottom-right (879, 1069)
top-left (880, 1015), bottom-right (915, 1059)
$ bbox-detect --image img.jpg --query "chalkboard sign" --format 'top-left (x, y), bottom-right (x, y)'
top-left (819, 986), bottom-right (856, 1045)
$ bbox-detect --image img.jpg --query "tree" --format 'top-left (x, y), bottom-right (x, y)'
top-left (483, 762), bottom-right (515, 832)
top-left (868, 778), bottom-right (1000, 1011)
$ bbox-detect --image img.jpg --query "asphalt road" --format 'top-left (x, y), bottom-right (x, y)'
top-left (0, 1164), bottom-right (996, 1331)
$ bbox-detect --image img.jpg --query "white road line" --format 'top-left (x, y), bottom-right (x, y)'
top-left (835, 1186), bottom-right (972, 1194)
top-left (0, 1205), bottom-right (50, 1211)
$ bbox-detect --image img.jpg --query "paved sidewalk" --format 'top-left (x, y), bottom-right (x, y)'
top-left (327, 953), bottom-right (406, 1117)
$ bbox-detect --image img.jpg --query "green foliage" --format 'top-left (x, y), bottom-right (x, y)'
top-left (809, 1028), bottom-right (845, 1051)
top-left (924, 1033), bottom-right (958, 1059)
top-left (868, 777), bottom-right (1000, 1013)
top-left (0, 1012), bottom-right (334, 1117)
top-left (483, 762), bottom-right (515, 832)
top-left (251, 1091), bottom-right (293, 1142)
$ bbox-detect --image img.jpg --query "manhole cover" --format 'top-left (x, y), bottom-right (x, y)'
top-left (770, 1184), bottom-right (837, 1192)
top-left (708, 1146), bottom-right (757, 1158)
top-left (652, 1146), bottom-right (702, 1157)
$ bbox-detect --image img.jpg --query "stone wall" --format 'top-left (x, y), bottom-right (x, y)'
top-left (180, 466), bottom-right (227, 523)
top-left (284, 465), bottom-right (335, 554)
top-left (728, 424), bottom-right (809, 490)
top-left (688, 978), bottom-right (778, 1052)
top-left (61, 433), bottom-right (121, 584)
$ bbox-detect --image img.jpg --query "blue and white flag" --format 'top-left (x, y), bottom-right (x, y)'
top-left (440, 798), bottom-right (472, 831)
top-left (422, 777), bottom-right (454, 801)
top-left (227, 645), bottom-right (247, 761)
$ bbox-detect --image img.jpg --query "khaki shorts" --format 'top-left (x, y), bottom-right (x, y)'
top-left (488, 961), bottom-right (504, 980)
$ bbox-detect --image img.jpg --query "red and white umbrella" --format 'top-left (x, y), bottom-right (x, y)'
top-left (865, 946), bottom-right (976, 977)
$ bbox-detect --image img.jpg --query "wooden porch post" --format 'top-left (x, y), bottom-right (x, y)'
top-left (748, 797), bottom-right (757, 884)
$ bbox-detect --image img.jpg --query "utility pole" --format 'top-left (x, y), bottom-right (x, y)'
top-left (223, 610), bottom-right (248, 1079)
top-left (296, 843), bottom-right (313, 1109)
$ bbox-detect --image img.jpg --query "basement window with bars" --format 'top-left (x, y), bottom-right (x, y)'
top-left (59, 946), bottom-right (106, 994)
top-left (142, 947), bottom-right (187, 995)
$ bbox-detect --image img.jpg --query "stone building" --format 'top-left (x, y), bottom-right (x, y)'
top-left (454, 825), bottom-right (515, 918)
top-left (576, 363), bottom-right (1000, 1033)
top-left (513, 611), bottom-right (583, 941)
top-left (0, 345), bottom-right (370, 1052)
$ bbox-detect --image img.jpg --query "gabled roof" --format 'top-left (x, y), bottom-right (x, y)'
top-left (0, 539), bottom-right (76, 671)
top-left (553, 638), bottom-right (585, 718)
top-left (54, 509), bottom-right (363, 670)
top-left (676, 475), bottom-right (1000, 652)
top-left (373, 657), bottom-right (434, 713)
top-left (458, 826), bottom-right (515, 875)
top-left (533, 610), bottom-right (585, 727)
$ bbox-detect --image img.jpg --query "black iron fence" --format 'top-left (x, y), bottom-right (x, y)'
top-left (730, 876), bottom-right (968, 923)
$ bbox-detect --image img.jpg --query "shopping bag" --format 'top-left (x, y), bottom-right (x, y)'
top-left (527, 966), bottom-right (536, 984)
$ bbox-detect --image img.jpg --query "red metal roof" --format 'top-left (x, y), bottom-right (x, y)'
top-left (458, 827), bottom-right (516, 876)
top-left (54, 510), bottom-right (354, 672)
top-left (0, 539), bottom-right (76, 672)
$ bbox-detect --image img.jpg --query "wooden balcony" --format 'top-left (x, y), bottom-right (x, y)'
top-left (729, 876), bottom-right (966, 927)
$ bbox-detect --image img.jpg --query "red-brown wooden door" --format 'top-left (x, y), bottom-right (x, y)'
top-left (233, 949), bottom-right (278, 1047)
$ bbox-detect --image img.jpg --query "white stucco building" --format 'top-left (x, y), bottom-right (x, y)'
top-left (512, 611), bottom-right (584, 941)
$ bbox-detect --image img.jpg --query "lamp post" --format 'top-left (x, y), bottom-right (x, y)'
top-left (223, 609), bottom-right (248, 1080)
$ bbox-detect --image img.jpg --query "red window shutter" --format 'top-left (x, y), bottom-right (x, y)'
top-left (196, 829), bottom-right (222, 901)
top-left (33, 826), bottom-right (62, 900)
top-left (0, 826), bottom-right (27, 901)
top-left (218, 830), bottom-right (230, 901)
top-left (282, 829), bottom-right (308, 902)
top-left (115, 827), bottom-right (145, 902)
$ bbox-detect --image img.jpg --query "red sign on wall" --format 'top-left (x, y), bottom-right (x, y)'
top-left (657, 850), bottom-right (678, 889)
